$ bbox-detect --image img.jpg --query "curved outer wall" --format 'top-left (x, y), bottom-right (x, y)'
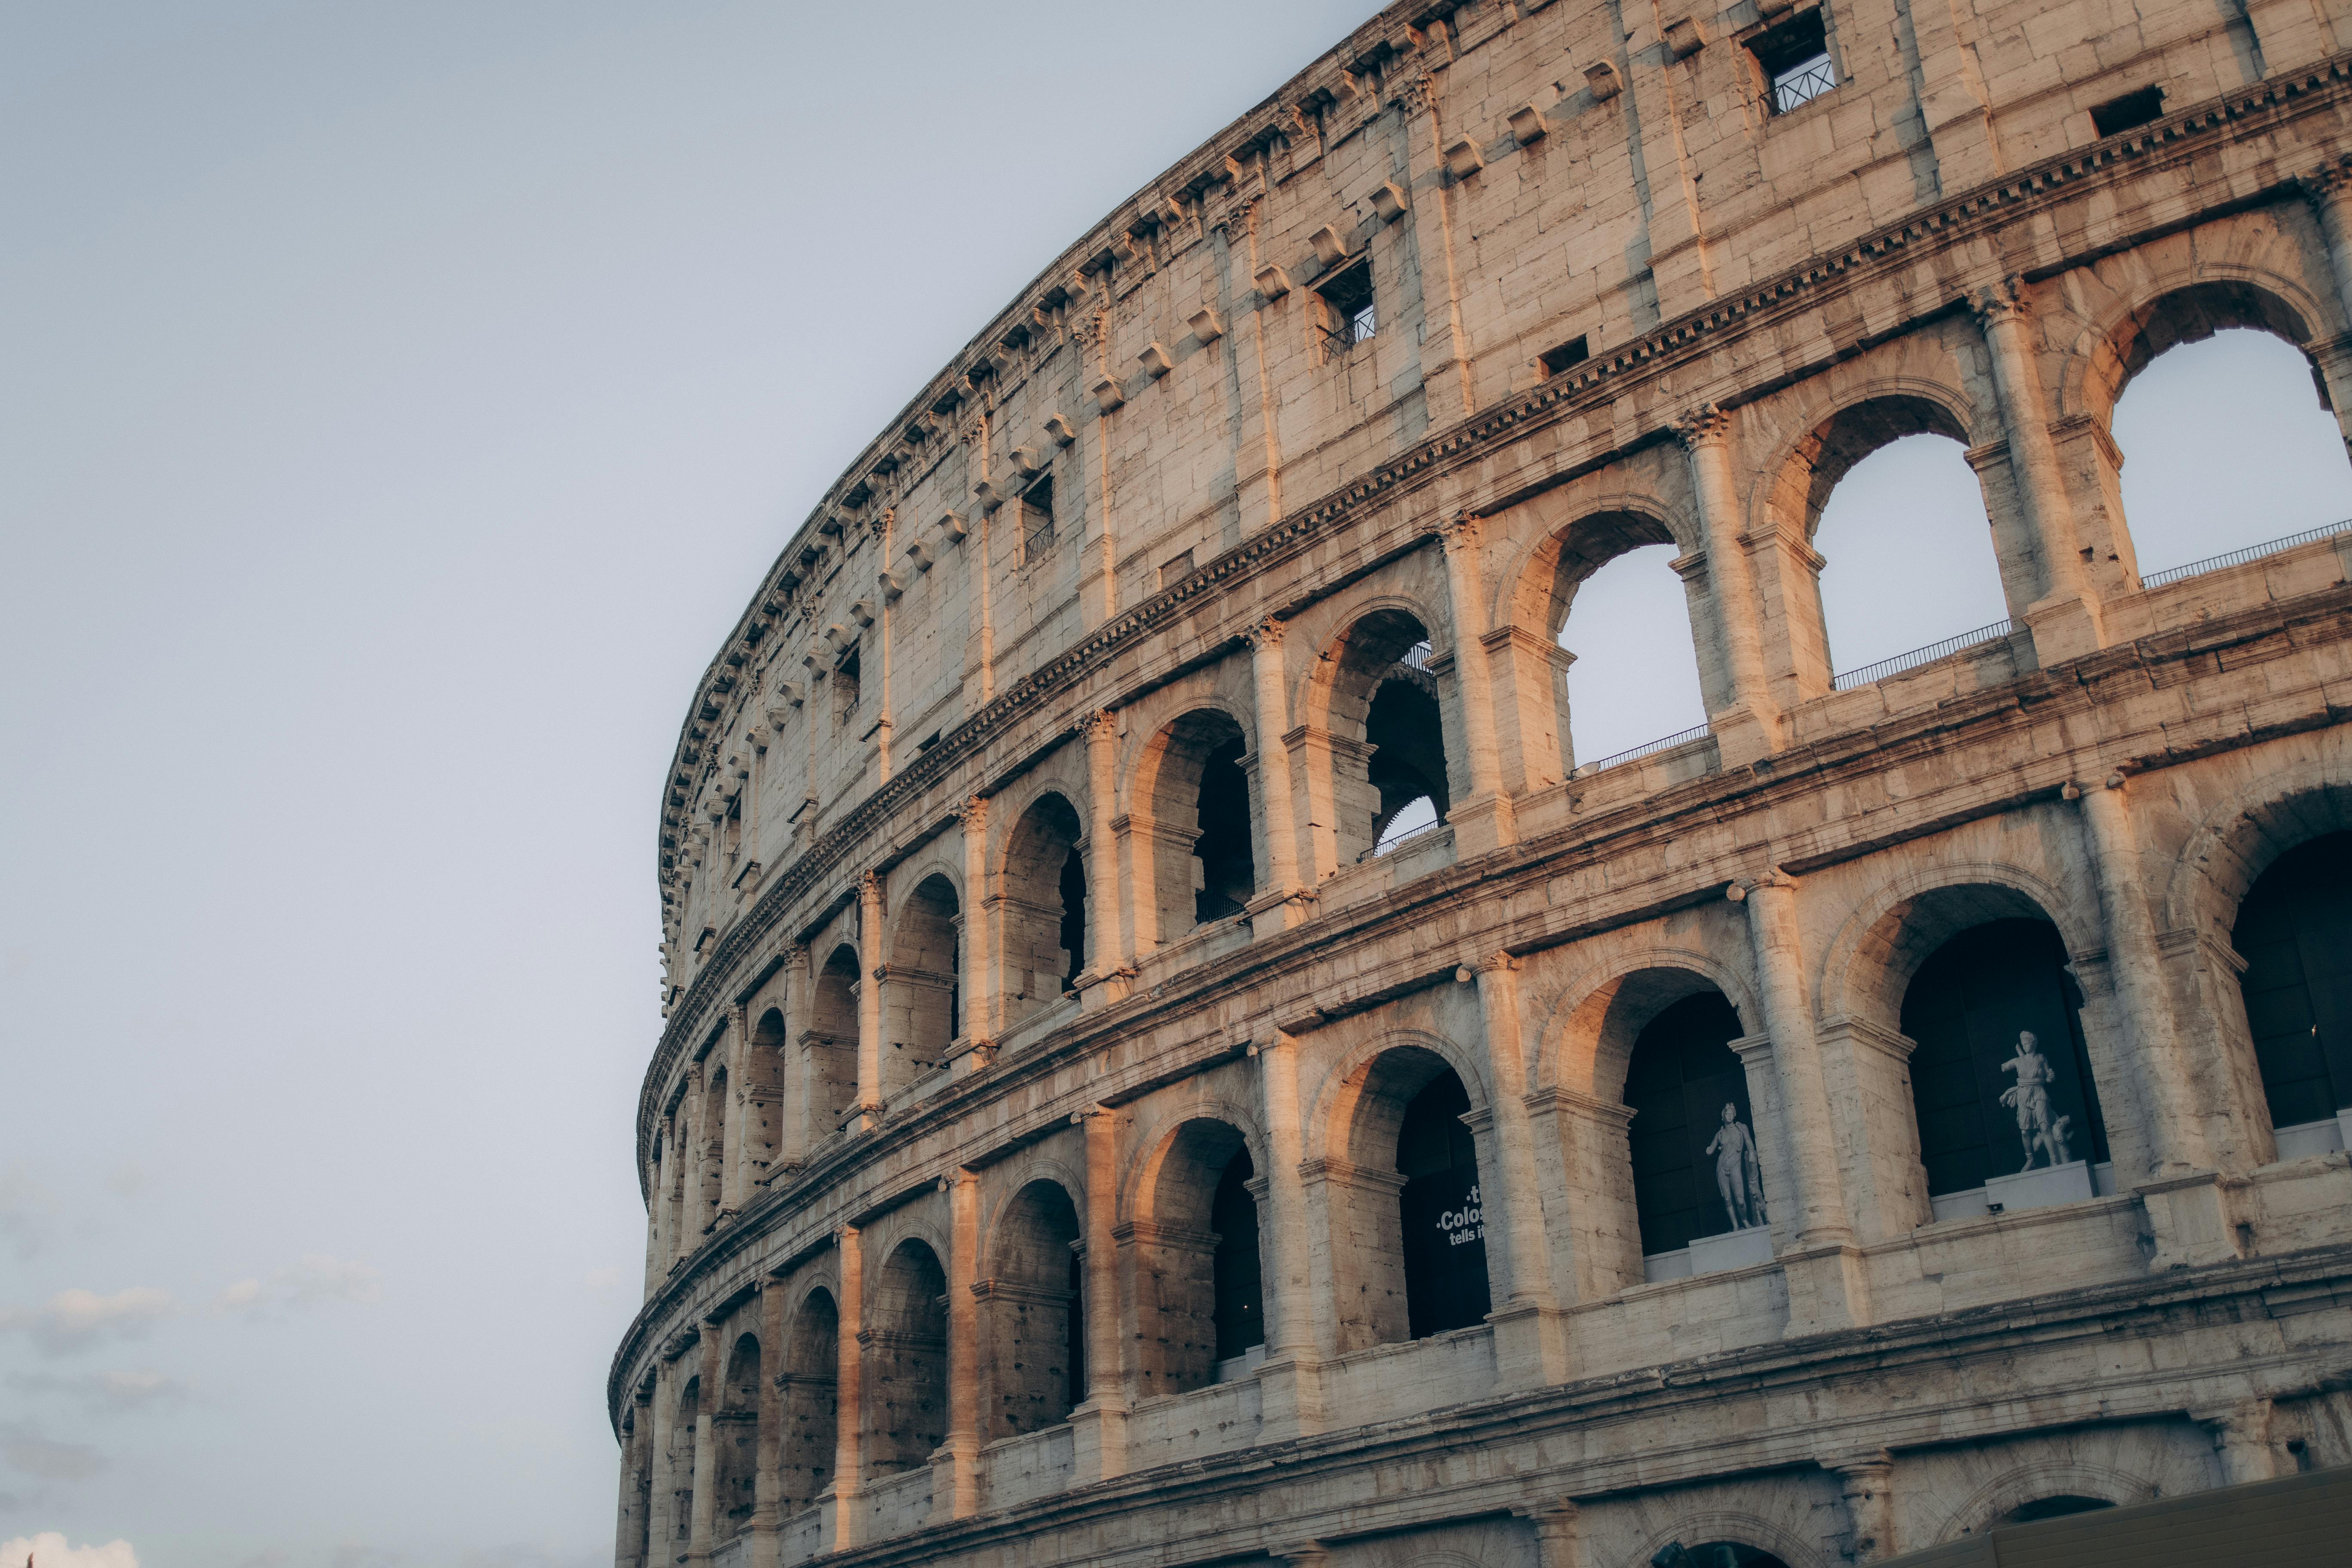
top-left (618, 3), bottom-right (2352, 1568)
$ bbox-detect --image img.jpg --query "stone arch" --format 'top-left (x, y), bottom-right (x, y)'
top-left (1815, 860), bottom-right (2091, 1026)
top-left (982, 1150), bottom-right (1091, 1238)
top-left (1129, 704), bottom-right (1258, 949)
top-left (2061, 270), bottom-right (2331, 426)
top-left (1538, 947), bottom-right (1763, 1102)
top-left (1300, 601), bottom-right (1455, 867)
top-left (778, 1282), bottom-right (839, 1515)
top-left (980, 1177), bottom-right (1084, 1439)
top-left (1632, 1511), bottom-right (1824, 1568)
top-left (1932, 1460), bottom-right (2157, 1544)
top-left (805, 943), bottom-right (861, 1144)
top-left (995, 789), bottom-right (1087, 1026)
top-left (883, 871), bottom-right (960, 1095)
top-left (696, 1056), bottom-right (729, 1233)
top-left (714, 1331), bottom-right (761, 1543)
top-left (1311, 1028), bottom-right (1493, 1351)
top-left (864, 1237), bottom-right (948, 1479)
top-left (1123, 1110), bottom-right (1267, 1398)
top-left (741, 1008), bottom-right (786, 1177)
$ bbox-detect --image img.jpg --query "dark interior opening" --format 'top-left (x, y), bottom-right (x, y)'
top-left (1540, 335), bottom-right (1590, 377)
top-left (1625, 992), bottom-right (1759, 1256)
top-left (1210, 1148), bottom-right (1264, 1360)
top-left (1193, 734), bottom-right (1256, 923)
top-left (1396, 1070), bottom-right (1489, 1339)
top-left (1057, 848), bottom-right (1087, 991)
top-left (1366, 677), bottom-right (1449, 841)
top-left (2233, 831), bottom-right (2352, 1128)
top-left (2091, 84), bottom-right (2165, 137)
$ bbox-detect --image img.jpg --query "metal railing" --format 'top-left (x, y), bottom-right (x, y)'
top-left (1831, 619), bottom-right (2015, 692)
top-left (1571, 722), bottom-right (1712, 779)
top-left (1772, 55), bottom-right (1836, 114)
top-left (2139, 521), bottom-right (2351, 588)
top-left (1400, 640), bottom-right (1434, 671)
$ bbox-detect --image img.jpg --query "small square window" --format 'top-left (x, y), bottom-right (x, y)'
top-left (2090, 85), bottom-right (2165, 137)
top-left (1540, 335), bottom-right (1589, 378)
top-left (1020, 473), bottom-right (1056, 562)
top-left (1749, 10), bottom-right (1834, 115)
top-left (1317, 262), bottom-right (1376, 355)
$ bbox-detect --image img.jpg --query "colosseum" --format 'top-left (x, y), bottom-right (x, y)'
top-left (609, 2), bottom-right (2352, 1565)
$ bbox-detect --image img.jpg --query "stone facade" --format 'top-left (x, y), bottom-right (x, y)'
top-left (611, 3), bottom-right (2352, 1566)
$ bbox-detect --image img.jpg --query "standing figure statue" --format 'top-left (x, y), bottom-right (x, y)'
top-left (1998, 1029), bottom-right (2075, 1172)
top-left (1703, 1102), bottom-right (1768, 1231)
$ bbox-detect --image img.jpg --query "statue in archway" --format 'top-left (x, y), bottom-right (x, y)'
top-left (1704, 1102), bottom-right (1767, 1231)
top-left (1999, 1030), bottom-right (2075, 1171)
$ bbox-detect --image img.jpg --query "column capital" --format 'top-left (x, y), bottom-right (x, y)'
top-left (2298, 161), bottom-right (2352, 208)
top-left (1436, 511), bottom-right (1485, 553)
top-left (952, 793), bottom-right (989, 829)
top-left (1969, 273), bottom-right (2031, 330)
top-left (1243, 616), bottom-right (1289, 651)
top-left (1271, 1542), bottom-right (1329, 1568)
top-left (1672, 401), bottom-right (1732, 450)
top-left (858, 869), bottom-right (882, 903)
top-left (1077, 706), bottom-right (1118, 741)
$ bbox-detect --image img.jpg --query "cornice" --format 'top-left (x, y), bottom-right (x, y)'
top-left (643, 58), bottom-right (2352, 1183)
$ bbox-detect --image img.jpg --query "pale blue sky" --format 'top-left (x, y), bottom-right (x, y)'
top-left (5, 6), bottom-right (2351, 1567)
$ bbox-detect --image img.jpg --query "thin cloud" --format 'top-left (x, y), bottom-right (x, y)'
top-left (0, 1164), bottom-right (54, 1258)
top-left (0, 1429), bottom-right (107, 1482)
top-left (0, 1533), bottom-right (138, 1568)
top-left (214, 1254), bottom-right (383, 1317)
top-left (0, 1287), bottom-right (176, 1355)
top-left (8, 1368), bottom-right (195, 1412)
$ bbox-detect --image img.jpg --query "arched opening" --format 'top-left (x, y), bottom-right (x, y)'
top-left (1651, 1545), bottom-right (1791, 1568)
top-left (1129, 1119), bottom-right (1262, 1397)
top-left (2232, 831), bottom-right (2352, 1149)
top-left (1136, 710), bottom-right (1257, 946)
top-left (1000, 793), bottom-right (1086, 1026)
top-left (698, 1062), bottom-right (729, 1231)
top-left (671, 1375), bottom-right (699, 1547)
top-left (714, 1332), bottom-right (761, 1543)
top-left (1556, 534), bottom-right (1710, 768)
top-left (1903, 919), bottom-right (2111, 1217)
top-left (806, 945), bottom-right (861, 1143)
top-left (1397, 1072), bottom-right (1490, 1339)
top-left (1626, 991), bottom-right (1768, 1279)
top-left (2003, 1495), bottom-right (2114, 1525)
top-left (1210, 1150), bottom-right (1263, 1367)
top-left (864, 1241), bottom-right (947, 1479)
top-left (983, 1181), bottom-right (1084, 1439)
top-left (1805, 404), bottom-right (2012, 687)
top-left (1309, 609), bottom-right (1454, 868)
top-left (743, 1009), bottom-right (786, 1178)
top-left (2106, 291), bottom-right (2352, 578)
top-left (885, 875), bottom-right (960, 1095)
top-left (778, 1289), bottom-right (837, 1515)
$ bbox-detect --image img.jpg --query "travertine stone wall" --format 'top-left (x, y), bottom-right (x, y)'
top-left (616, 3), bottom-right (2352, 1567)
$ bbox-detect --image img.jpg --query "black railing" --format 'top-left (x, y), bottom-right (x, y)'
top-left (1831, 619), bottom-right (2015, 692)
top-left (2140, 521), bottom-right (2351, 587)
top-left (1571, 723), bottom-right (1712, 778)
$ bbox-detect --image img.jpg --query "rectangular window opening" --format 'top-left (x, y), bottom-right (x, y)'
top-left (2090, 84), bottom-right (2165, 138)
top-left (1317, 261), bottom-right (1375, 355)
top-left (1020, 473), bottom-right (1056, 562)
top-left (1540, 335), bottom-right (1589, 378)
top-left (833, 647), bottom-right (861, 726)
top-left (1749, 10), bottom-right (1834, 115)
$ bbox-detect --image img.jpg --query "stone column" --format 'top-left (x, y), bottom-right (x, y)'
top-left (1830, 1451), bottom-right (1899, 1562)
top-left (1434, 516), bottom-right (1517, 852)
top-left (721, 1002), bottom-right (750, 1216)
top-left (686, 1057), bottom-right (714, 1241)
top-left (827, 1226), bottom-right (865, 1551)
top-left (649, 1358), bottom-right (679, 1568)
top-left (2075, 775), bottom-right (2207, 1177)
top-left (1243, 619), bottom-right (1310, 932)
top-left (1674, 404), bottom-right (1784, 765)
top-left (953, 797), bottom-right (997, 1068)
top-left (1467, 955), bottom-right (1568, 1385)
top-left (853, 872), bottom-right (884, 1130)
top-left (1069, 1107), bottom-right (1131, 1479)
top-left (1222, 188), bottom-right (1285, 535)
top-left (932, 1169), bottom-right (982, 1517)
top-left (749, 1285), bottom-right (785, 1568)
top-left (2198, 1398), bottom-right (2285, 1484)
top-left (1396, 72), bottom-right (1476, 422)
top-left (2298, 167), bottom-right (2352, 462)
top-left (1522, 1501), bottom-right (1587, 1568)
top-left (1523, 1088), bottom-right (1642, 1303)
top-left (778, 944), bottom-right (812, 1170)
top-left (1077, 710), bottom-right (1131, 1006)
top-left (647, 1145), bottom-right (671, 1291)
top-left (1734, 871), bottom-right (1871, 1333)
top-left (1972, 278), bottom-right (2104, 662)
top-left (615, 1387), bottom-right (653, 1568)
top-left (1252, 1030), bottom-right (1324, 1439)
top-left (687, 1324), bottom-right (723, 1567)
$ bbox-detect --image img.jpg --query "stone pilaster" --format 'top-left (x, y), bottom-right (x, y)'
top-left (1076, 710), bottom-right (1132, 1006)
top-left (1467, 954), bottom-right (1568, 1385)
top-left (1520, 1501), bottom-right (1586, 1568)
top-left (748, 1284), bottom-right (784, 1568)
top-left (778, 944), bottom-right (812, 1169)
top-left (1434, 515), bottom-right (1516, 852)
top-left (721, 1001), bottom-right (750, 1216)
top-left (687, 1322), bottom-right (722, 1568)
top-left (1395, 73), bottom-right (1476, 422)
top-left (931, 1170), bottom-right (983, 1517)
top-left (852, 872), bottom-right (884, 1131)
top-left (1829, 1450), bottom-right (1899, 1562)
top-left (1972, 277), bottom-right (2104, 662)
top-left (2196, 1397), bottom-right (2285, 1485)
top-left (1243, 619), bottom-right (1311, 932)
top-left (1069, 1106), bottom-right (1131, 1479)
top-left (1252, 1030), bottom-right (1324, 1440)
top-left (614, 1384), bottom-right (652, 1568)
top-left (826, 1226), bottom-right (865, 1551)
top-left (1675, 404), bottom-right (1784, 766)
top-left (953, 797), bottom-right (997, 1067)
